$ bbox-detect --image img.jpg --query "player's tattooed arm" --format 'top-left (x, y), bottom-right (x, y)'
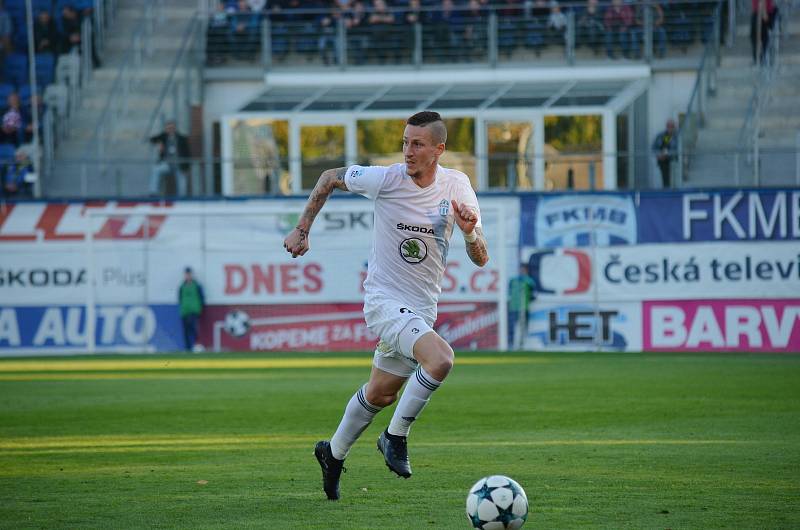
top-left (465, 227), bottom-right (489, 267)
top-left (283, 167), bottom-right (349, 258)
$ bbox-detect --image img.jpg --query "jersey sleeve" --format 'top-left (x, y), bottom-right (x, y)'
top-left (455, 179), bottom-right (483, 228)
top-left (344, 165), bottom-right (387, 200)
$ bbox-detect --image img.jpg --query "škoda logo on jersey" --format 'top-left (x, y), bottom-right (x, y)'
top-left (399, 238), bottom-right (428, 264)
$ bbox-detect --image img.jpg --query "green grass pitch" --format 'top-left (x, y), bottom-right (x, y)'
top-left (0, 351), bottom-right (798, 529)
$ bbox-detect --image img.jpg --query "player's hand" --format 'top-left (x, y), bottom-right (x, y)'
top-left (451, 199), bottom-right (479, 235)
top-left (283, 227), bottom-right (310, 258)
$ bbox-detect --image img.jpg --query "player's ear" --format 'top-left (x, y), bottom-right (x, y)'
top-left (436, 142), bottom-right (445, 156)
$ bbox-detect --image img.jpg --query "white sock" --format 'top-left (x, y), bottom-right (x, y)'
top-left (329, 384), bottom-right (383, 460)
top-left (387, 367), bottom-right (442, 438)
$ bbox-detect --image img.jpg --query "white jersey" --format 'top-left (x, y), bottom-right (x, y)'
top-left (345, 163), bottom-right (482, 315)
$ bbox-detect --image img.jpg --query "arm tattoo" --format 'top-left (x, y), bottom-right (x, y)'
top-left (465, 227), bottom-right (489, 267)
top-left (296, 167), bottom-right (348, 231)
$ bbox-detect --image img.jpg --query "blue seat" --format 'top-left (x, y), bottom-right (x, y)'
top-left (18, 85), bottom-right (39, 105)
top-left (35, 53), bottom-right (56, 88)
top-left (0, 143), bottom-right (16, 164)
top-left (3, 53), bottom-right (28, 88)
top-left (0, 83), bottom-right (15, 105)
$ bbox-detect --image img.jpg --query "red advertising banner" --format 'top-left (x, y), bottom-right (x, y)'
top-left (200, 302), bottom-right (498, 352)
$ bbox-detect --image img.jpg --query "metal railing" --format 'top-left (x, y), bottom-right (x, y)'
top-left (202, 1), bottom-right (725, 69)
top-left (737, 0), bottom-right (792, 186)
top-left (674, 1), bottom-right (723, 185)
top-left (27, 146), bottom-right (800, 200)
top-left (84, 0), bottom-right (162, 178)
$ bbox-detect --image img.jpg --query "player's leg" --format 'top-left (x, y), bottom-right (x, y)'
top-left (316, 363), bottom-right (407, 500)
top-left (379, 324), bottom-right (453, 479)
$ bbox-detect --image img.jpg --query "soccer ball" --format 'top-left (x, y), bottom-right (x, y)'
top-left (466, 475), bottom-right (529, 530)
top-left (223, 310), bottom-right (251, 338)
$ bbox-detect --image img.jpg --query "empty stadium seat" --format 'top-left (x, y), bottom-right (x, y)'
top-left (0, 143), bottom-right (16, 164)
top-left (35, 53), bottom-right (56, 87)
top-left (3, 53), bottom-right (28, 88)
top-left (0, 83), bottom-right (15, 106)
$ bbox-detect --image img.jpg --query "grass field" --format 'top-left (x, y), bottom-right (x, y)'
top-left (0, 351), bottom-right (798, 529)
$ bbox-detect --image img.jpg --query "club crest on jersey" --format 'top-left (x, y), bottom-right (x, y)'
top-left (438, 199), bottom-right (449, 216)
top-left (399, 237), bottom-right (428, 264)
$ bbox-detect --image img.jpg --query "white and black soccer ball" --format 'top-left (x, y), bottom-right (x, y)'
top-left (223, 310), bottom-right (251, 338)
top-left (466, 475), bottom-right (529, 530)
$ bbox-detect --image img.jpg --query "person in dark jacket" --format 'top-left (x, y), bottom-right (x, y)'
top-left (652, 118), bottom-right (677, 188)
top-left (148, 120), bottom-right (191, 196)
top-left (178, 267), bottom-right (205, 352)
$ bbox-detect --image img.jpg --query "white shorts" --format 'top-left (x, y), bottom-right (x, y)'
top-left (364, 294), bottom-right (436, 378)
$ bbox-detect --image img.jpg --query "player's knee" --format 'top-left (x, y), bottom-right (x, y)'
top-left (420, 337), bottom-right (453, 380)
top-left (365, 386), bottom-right (398, 408)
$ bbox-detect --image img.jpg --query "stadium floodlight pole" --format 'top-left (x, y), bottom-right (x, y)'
top-left (25, 0), bottom-right (42, 198)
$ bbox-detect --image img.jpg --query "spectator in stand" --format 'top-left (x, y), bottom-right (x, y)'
top-left (148, 120), bottom-right (191, 196)
top-left (230, 0), bottom-right (261, 60)
top-left (0, 93), bottom-right (23, 147)
top-left (461, 0), bottom-right (486, 61)
top-left (0, 1), bottom-right (11, 64)
top-left (577, 0), bottom-right (605, 54)
top-left (347, 1), bottom-right (369, 65)
top-left (630, 0), bottom-right (666, 59)
top-left (604, 0), bottom-right (633, 59)
top-left (247, 0), bottom-right (266, 11)
top-left (58, 5), bottom-right (83, 54)
top-left (429, 0), bottom-right (459, 56)
top-left (751, 0), bottom-right (778, 65)
top-left (34, 9), bottom-right (59, 54)
top-left (2, 149), bottom-right (33, 198)
top-left (22, 93), bottom-right (44, 143)
top-left (366, 0), bottom-right (396, 63)
top-left (546, 0), bottom-right (568, 45)
top-left (652, 118), bottom-right (677, 188)
top-left (207, 2), bottom-right (231, 64)
top-left (319, 1), bottom-right (349, 66)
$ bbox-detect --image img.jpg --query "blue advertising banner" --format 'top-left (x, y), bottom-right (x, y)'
top-left (0, 304), bottom-right (184, 354)
top-left (638, 190), bottom-right (800, 243)
top-left (520, 189), bottom-right (800, 248)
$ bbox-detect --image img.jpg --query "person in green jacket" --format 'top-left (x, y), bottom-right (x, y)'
top-left (508, 263), bottom-right (536, 350)
top-left (178, 267), bottom-right (205, 351)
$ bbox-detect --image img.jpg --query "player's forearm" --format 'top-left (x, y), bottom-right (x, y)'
top-left (296, 167), bottom-right (348, 231)
top-left (465, 227), bottom-right (489, 267)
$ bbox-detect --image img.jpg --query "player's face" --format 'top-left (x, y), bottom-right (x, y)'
top-left (403, 124), bottom-right (443, 179)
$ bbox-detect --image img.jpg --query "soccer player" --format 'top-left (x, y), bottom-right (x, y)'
top-left (283, 111), bottom-right (489, 501)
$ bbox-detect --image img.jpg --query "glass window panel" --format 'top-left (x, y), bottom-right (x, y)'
top-left (301, 125), bottom-right (346, 190)
top-left (231, 118), bottom-right (289, 195)
top-left (440, 117), bottom-right (477, 189)
top-left (486, 121), bottom-right (534, 190)
top-left (544, 115), bottom-right (603, 190)
top-left (357, 119), bottom-right (406, 166)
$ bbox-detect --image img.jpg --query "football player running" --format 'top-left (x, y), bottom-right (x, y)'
top-left (284, 111), bottom-right (489, 500)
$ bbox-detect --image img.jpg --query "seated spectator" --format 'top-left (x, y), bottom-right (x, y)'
top-left (230, 0), bottom-right (261, 60)
top-left (577, 0), bottom-right (605, 54)
top-left (319, 1), bottom-right (349, 66)
top-left (0, 1), bottom-right (11, 63)
top-left (346, 1), bottom-right (369, 65)
top-left (547, 0), bottom-right (568, 45)
top-left (429, 0), bottom-right (460, 57)
top-left (604, 0), bottom-right (633, 59)
top-left (34, 10), bottom-right (60, 55)
top-left (0, 92), bottom-right (23, 146)
top-left (2, 149), bottom-right (33, 198)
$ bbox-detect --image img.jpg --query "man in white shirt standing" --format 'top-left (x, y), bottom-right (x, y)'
top-left (283, 111), bottom-right (489, 501)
